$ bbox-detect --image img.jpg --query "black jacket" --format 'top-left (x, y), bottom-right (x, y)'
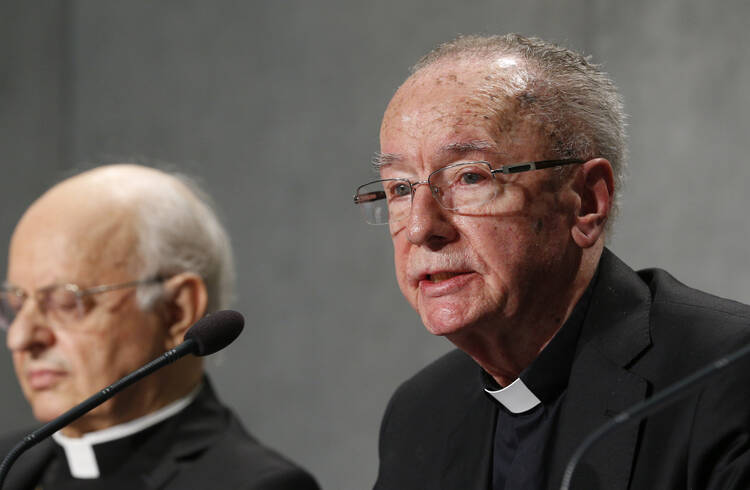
top-left (0, 380), bottom-right (320, 490)
top-left (374, 249), bottom-right (750, 489)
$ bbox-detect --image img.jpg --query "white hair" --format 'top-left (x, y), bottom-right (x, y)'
top-left (412, 33), bottom-right (628, 228)
top-left (127, 170), bottom-right (235, 313)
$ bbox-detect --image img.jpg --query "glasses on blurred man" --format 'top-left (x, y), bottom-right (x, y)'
top-left (0, 278), bottom-right (163, 331)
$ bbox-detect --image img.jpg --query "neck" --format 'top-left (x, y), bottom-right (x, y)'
top-left (448, 245), bottom-right (602, 386)
top-left (60, 367), bottom-right (203, 438)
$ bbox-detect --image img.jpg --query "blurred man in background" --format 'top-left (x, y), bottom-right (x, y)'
top-left (355, 34), bottom-right (750, 489)
top-left (1, 164), bottom-right (319, 489)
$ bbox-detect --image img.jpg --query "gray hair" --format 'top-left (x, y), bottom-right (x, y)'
top-left (130, 171), bottom-right (235, 314)
top-left (412, 33), bottom-right (628, 226)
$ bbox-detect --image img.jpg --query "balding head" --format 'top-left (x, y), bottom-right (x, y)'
top-left (22, 164), bottom-right (235, 312)
top-left (403, 34), bottom-right (627, 227)
top-left (4, 164), bottom-right (234, 435)
top-left (12, 168), bottom-right (141, 293)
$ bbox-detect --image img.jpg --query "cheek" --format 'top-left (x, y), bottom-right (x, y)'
top-left (463, 219), bottom-right (515, 265)
top-left (391, 237), bottom-right (418, 303)
top-left (11, 352), bottom-right (30, 394)
top-left (392, 248), bottom-right (410, 290)
top-left (463, 219), bottom-right (538, 288)
top-left (63, 337), bottom-right (113, 390)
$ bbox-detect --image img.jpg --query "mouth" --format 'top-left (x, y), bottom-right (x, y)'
top-left (418, 270), bottom-right (477, 297)
top-left (27, 369), bottom-right (67, 390)
top-left (426, 272), bottom-right (465, 283)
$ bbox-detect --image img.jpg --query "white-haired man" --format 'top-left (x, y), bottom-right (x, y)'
top-left (355, 34), bottom-right (750, 489)
top-left (0, 164), bottom-right (319, 489)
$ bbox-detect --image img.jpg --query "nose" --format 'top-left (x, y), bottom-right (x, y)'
top-left (6, 299), bottom-right (55, 353)
top-left (405, 184), bottom-right (458, 249)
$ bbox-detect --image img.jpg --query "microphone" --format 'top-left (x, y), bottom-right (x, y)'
top-left (0, 309), bottom-right (244, 488)
top-left (559, 340), bottom-right (750, 490)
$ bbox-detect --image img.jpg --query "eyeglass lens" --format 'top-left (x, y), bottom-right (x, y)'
top-left (0, 287), bottom-right (84, 331)
top-left (356, 162), bottom-right (499, 225)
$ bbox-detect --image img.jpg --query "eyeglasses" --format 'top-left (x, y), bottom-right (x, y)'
top-left (0, 277), bottom-right (164, 331)
top-left (353, 159), bottom-right (584, 225)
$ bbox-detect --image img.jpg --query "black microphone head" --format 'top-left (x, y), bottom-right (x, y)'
top-left (184, 310), bottom-right (244, 356)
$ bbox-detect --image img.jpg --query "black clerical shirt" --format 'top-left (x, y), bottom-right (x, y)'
top-left (40, 422), bottom-right (168, 490)
top-left (482, 279), bottom-right (595, 490)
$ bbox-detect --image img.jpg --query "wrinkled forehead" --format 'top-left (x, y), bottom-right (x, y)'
top-left (380, 56), bottom-right (547, 164)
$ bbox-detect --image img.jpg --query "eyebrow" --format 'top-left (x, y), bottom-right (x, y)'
top-left (371, 152), bottom-right (403, 170)
top-left (440, 140), bottom-right (498, 156)
top-left (371, 140), bottom-right (502, 170)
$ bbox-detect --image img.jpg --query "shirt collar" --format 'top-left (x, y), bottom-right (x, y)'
top-left (484, 377), bottom-right (541, 414)
top-left (483, 269), bottom-right (598, 413)
top-left (52, 383), bottom-right (201, 479)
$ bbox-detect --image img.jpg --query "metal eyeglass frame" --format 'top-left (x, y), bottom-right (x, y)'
top-left (353, 158), bottom-right (585, 223)
top-left (0, 277), bottom-right (164, 330)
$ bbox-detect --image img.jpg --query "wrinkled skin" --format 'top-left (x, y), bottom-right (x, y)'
top-left (379, 58), bottom-right (611, 383)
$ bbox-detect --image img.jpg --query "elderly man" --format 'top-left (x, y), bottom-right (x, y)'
top-left (0, 165), bottom-right (319, 489)
top-left (355, 34), bottom-right (750, 489)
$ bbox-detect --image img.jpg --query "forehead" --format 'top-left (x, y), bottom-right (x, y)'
top-left (379, 58), bottom-right (544, 168)
top-left (8, 192), bottom-right (138, 287)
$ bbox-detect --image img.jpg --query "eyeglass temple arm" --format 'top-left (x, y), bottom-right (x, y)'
top-left (353, 190), bottom-right (386, 204)
top-left (76, 278), bottom-right (163, 297)
top-left (492, 159), bottom-right (585, 175)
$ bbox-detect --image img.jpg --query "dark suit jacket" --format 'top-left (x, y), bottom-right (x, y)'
top-left (0, 380), bottom-right (320, 490)
top-left (374, 249), bottom-right (750, 490)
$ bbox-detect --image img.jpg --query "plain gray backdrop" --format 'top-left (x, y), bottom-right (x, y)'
top-left (1, 1), bottom-right (748, 489)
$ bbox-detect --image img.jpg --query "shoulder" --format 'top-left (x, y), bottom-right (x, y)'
top-left (639, 267), bottom-right (750, 361)
top-left (212, 417), bottom-right (319, 489)
top-left (167, 384), bottom-right (320, 490)
top-left (0, 426), bottom-right (48, 459)
top-left (375, 350), bottom-right (495, 489)
top-left (379, 348), bottom-right (486, 440)
top-left (170, 415), bottom-right (319, 490)
top-left (0, 428), bottom-right (28, 453)
top-left (0, 427), bottom-right (56, 489)
top-left (388, 349), bottom-right (478, 409)
top-left (636, 269), bottom-right (750, 486)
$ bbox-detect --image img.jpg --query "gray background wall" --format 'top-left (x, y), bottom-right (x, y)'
top-left (1, 1), bottom-right (748, 489)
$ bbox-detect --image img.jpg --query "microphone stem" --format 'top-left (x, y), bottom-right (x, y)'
top-left (0, 339), bottom-right (196, 488)
top-left (560, 341), bottom-right (750, 490)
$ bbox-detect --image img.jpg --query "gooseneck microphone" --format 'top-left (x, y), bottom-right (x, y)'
top-left (0, 310), bottom-right (244, 488)
top-left (559, 340), bottom-right (750, 490)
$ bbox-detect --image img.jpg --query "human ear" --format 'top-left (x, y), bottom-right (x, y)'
top-left (160, 272), bottom-right (208, 349)
top-left (571, 158), bottom-right (614, 248)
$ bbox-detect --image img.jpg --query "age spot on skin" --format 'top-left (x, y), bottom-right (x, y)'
top-left (535, 219), bottom-right (543, 234)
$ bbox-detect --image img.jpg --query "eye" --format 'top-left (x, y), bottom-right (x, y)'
top-left (459, 171), bottom-right (486, 185)
top-left (0, 291), bottom-right (24, 313)
top-left (386, 182), bottom-right (411, 199)
top-left (453, 165), bottom-right (491, 186)
top-left (47, 289), bottom-right (80, 312)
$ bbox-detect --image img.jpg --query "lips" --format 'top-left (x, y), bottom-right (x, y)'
top-left (418, 270), bottom-right (477, 297)
top-left (428, 272), bottom-right (463, 283)
top-left (27, 368), bottom-right (67, 390)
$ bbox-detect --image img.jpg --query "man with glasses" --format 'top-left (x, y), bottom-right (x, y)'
top-left (357, 34), bottom-right (750, 489)
top-left (0, 164), bottom-right (319, 489)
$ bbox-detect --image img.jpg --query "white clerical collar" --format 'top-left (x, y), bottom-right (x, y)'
top-left (52, 383), bottom-right (202, 479)
top-left (485, 377), bottom-right (542, 414)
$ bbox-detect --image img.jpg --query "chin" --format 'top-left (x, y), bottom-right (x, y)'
top-left (31, 403), bottom-right (65, 423)
top-left (28, 392), bottom-right (76, 423)
top-left (421, 308), bottom-right (471, 337)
